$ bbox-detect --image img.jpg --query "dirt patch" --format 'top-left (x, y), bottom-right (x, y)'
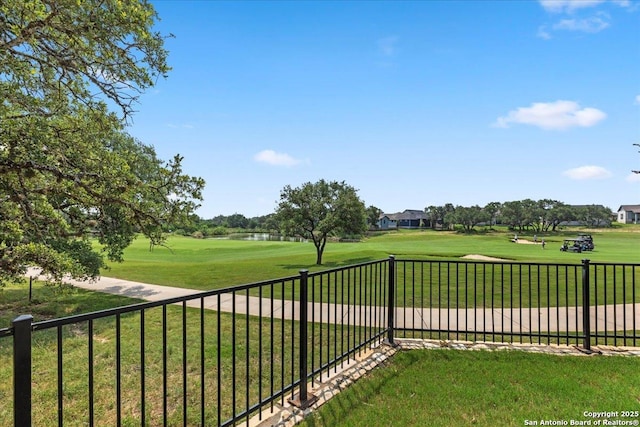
top-left (461, 254), bottom-right (510, 262)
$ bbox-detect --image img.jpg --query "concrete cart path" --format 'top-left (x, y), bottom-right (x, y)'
top-left (32, 270), bottom-right (640, 334)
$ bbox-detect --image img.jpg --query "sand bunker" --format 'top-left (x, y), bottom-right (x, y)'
top-left (512, 238), bottom-right (539, 245)
top-left (462, 254), bottom-right (509, 262)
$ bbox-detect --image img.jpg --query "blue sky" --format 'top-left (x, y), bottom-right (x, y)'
top-left (128, 0), bottom-right (640, 218)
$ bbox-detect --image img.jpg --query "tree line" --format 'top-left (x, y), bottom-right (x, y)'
top-left (173, 213), bottom-right (279, 238)
top-left (426, 200), bottom-right (613, 233)
top-left (183, 199), bottom-right (612, 239)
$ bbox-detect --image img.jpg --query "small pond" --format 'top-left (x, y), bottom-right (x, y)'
top-left (224, 233), bottom-right (307, 243)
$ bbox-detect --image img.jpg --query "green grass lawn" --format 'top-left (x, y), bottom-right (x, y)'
top-left (299, 349), bottom-right (640, 427)
top-left (93, 227), bottom-right (640, 311)
top-left (99, 226), bottom-right (640, 291)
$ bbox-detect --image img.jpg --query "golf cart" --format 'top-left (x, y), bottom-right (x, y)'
top-left (576, 233), bottom-right (594, 251)
top-left (560, 238), bottom-right (587, 253)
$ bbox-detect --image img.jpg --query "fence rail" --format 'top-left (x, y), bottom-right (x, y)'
top-left (1, 257), bottom-right (639, 426)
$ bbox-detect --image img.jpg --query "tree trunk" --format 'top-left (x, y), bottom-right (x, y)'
top-left (314, 236), bottom-right (327, 265)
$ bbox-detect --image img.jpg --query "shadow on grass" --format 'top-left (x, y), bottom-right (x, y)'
top-left (0, 283), bottom-right (144, 326)
top-left (1, 283), bottom-right (146, 355)
top-left (277, 257), bottom-right (380, 271)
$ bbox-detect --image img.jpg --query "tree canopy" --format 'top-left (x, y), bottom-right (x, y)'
top-left (446, 205), bottom-right (488, 233)
top-left (366, 205), bottom-right (383, 229)
top-left (0, 0), bottom-right (204, 285)
top-left (275, 180), bottom-right (367, 265)
top-left (425, 200), bottom-right (612, 233)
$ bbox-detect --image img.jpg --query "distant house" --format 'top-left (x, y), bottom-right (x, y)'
top-left (617, 205), bottom-right (640, 224)
top-left (378, 209), bottom-right (429, 229)
top-left (377, 214), bottom-right (397, 229)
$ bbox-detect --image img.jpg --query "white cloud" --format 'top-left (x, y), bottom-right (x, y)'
top-left (563, 165), bottom-right (612, 180)
top-left (537, 1), bottom-right (630, 37)
top-left (537, 26), bottom-right (552, 39)
top-left (377, 36), bottom-right (399, 56)
top-left (553, 14), bottom-right (610, 32)
top-left (626, 173), bottom-right (640, 182)
top-left (494, 100), bottom-right (606, 130)
top-left (635, 95), bottom-right (640, 105)
top-left (539, 0), bottom-right (606, 13)
top-left (612, 0), bottom-right (631, 7)
top-left (254, 150), bottom-right (301, 167)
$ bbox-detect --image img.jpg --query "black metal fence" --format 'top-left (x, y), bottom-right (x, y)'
top-left (1, 257), bottom-right (639, 426)
top-left (392, 258), bottom-right (640, 349)
top-left (0, 259), bottom-right (389, 426)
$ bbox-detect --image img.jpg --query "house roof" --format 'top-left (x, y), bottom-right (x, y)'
top-left (379, 209), bottom-right (427, 221)
top-left (617, 205), bottom-right (640, 213)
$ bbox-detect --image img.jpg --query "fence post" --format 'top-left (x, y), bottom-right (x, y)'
top-left (289, 270), bottom-right (317, 409)
top-left (581, 259), bottom-right (591, 351)
top-left (384, 255), bottom-right (398, 347)
top-left (13, 314), bottom-right (33, 427)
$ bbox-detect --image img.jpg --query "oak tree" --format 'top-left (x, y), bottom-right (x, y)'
top-left (275, 180), bottom-right (367, 265)
top-left (0, 0), bottom-right (204, 285)
top-left (449, 205), bottom-right (488, 233)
